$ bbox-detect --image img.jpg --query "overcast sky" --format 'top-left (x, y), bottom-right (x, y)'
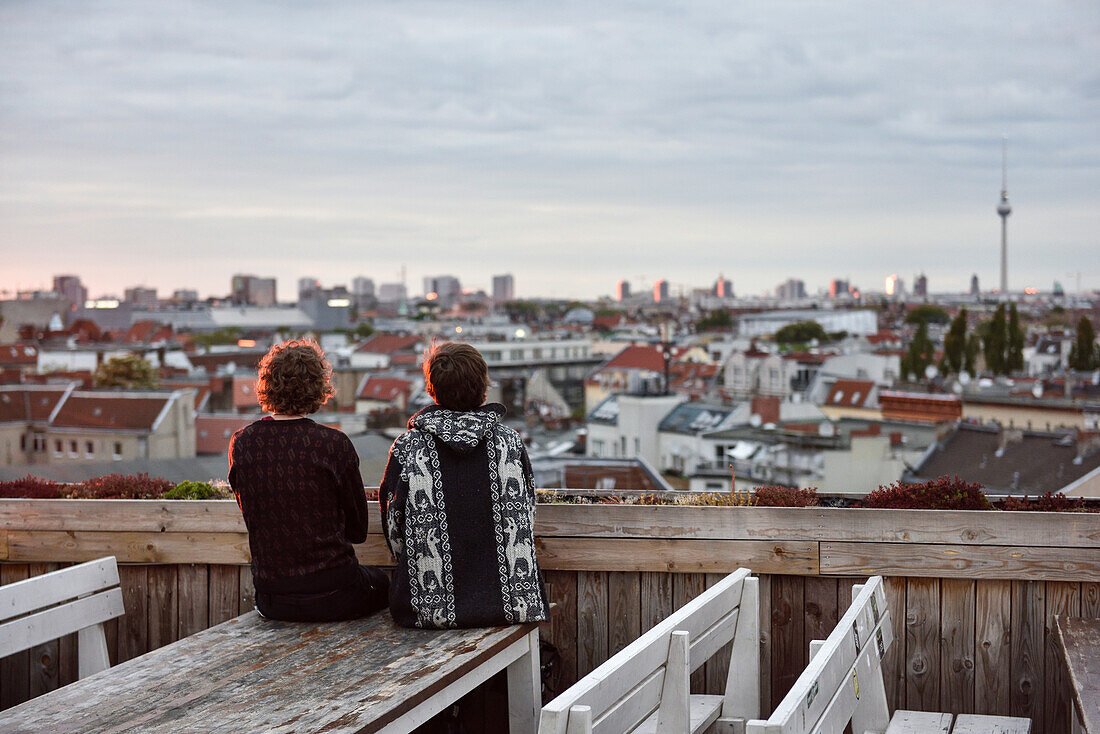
top-left (1, 1), bottom-right (1098, 301)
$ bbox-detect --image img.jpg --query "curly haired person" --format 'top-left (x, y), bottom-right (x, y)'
top-left (380, 342), bottom-right (548, 628)
top-left (229, 339), bottom-right (389, 622)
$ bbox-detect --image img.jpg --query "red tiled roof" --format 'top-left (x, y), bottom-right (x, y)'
top-left (195, 414), bottom-right (254, 454)
top-left (355, 334), bottom-right (420, 355)
top-left (825, 380), bottom-right (876, 407)
top-left (866, 330), bottom-right (901, 345)
top-left (600, 345), bottom-right (665, 372)
top-left (358, 377), bottom-right (413, 401)
top-left (51, 394), bottom-right (170, 430)
top-left (124, 320), bottom-right (171, 344)
top-left (781, 352), bottom-right (829, 364)
top-left (0, 344), bottom-right (38, 366)
top-left (390, 353), bottom-right (420, 366)
top-left (23, 371), bottom-right (95, 389)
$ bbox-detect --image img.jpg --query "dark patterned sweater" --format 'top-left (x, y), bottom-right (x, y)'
top-left (229, 417), bottom-right (369, 594)
top-left (380, 403), bottom-right (548, 629)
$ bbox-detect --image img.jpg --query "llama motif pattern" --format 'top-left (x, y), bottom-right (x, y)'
top-left (488, 431), bottom-right (544, 622)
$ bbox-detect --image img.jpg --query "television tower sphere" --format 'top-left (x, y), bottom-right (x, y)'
top-left (997, 195), bottom-right (1012, 218)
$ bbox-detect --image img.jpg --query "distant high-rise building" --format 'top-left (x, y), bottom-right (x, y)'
top-left (616, 280), bottom-right (631, 301)
top-left (884, 275), bottom-right (905, 300)
top-left (492, 274), bottom-right (515, 303)
top-left (775, 278), bottom-right (806, 300)
top-left (123, 286), bottom-right (158, 308)
top-left (172, 289), bottom-right (199, 304)
top-left (914, 273), bottom-right (928, 298)
top-left (378, 283), bottom-right (407, 303)
top-left (423, 275), bottom-right (461, 307)
top-left (714, 276), bottom-right (734, 298)
top-left (298, 277), bottom-right (321, 301)
top-left (231, 275), bottom-right (277, 307)
top-left (52, 275), bottom-right (87, 309)
top-left (828, 279), bottom-right (850, 298)
top-left (352, 277), bottom-right (375, 300)
top-left (653, 279), bottom-right (669, 303)
top-left (970, 274), bottom-right (980, 297)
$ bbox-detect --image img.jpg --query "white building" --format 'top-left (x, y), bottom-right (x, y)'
top-left (738, 309), bottom-right (878, 338)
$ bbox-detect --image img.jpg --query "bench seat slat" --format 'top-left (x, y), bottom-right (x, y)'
top-left (950, 714), bottom-right (1032, 734)
top-left (885, 711), bottom-right (952, 734)
top-left (633, 694), bottom-right (723, 734)
top-left (0, 557), bottom-right (119, 621)
top-left (0, 588), bottom-right (124, 659)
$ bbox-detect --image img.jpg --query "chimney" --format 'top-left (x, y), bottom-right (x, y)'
top-left (1076, 431), bottom-right (1100, 466)
top-left (995, 427), bottom-right (1023, 457)
top-left (750, 396), bottom-right (781, 425)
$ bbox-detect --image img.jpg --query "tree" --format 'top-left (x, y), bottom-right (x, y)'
top-left (942, 308), bottom-right (968, 374)
top-left (354, 321), bottom-right (375, 339)
top-left (1068, 316), bottom-right (1100, 370)
top-left (982, 304), bottom-right (1007, 375)
top-left (775, 320), bottom-right (827, 344)
top-left (1006, 303), bottom-right (1025, 373)
top-left (901, 319), bottom-right (935, 380)
top-left (697, 310), bottom-right (732, 331)
top-left (94, 355), bottom-right (159, 389)
top-left (964, 334), bottom-right (981, 376)
top-left (904, 305), bottom-right (950, 326)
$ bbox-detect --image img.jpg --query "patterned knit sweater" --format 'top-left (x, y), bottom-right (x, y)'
top-left (229, 417), bottom-right (369, 594)
top-left (380, 403), bottom-right (548, 629)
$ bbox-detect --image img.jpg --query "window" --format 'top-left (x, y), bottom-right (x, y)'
top-left (112, 442), bottom-right (123, 460)
top-left (620, 437), bottom-right (626, 456)
top-left (85, 441), bottom-right (95, 458)
top-left (54, 439), bottom-right (63, 457)
top-left (532, 348), bottom-right (543, 359)
top-left (20, 434), bottom-right (26, 452)
top-left (592, 439), bottom-right (604, 457)
top-left (510, 349), bottom-right (523, 361)
top-left (633, 438), bottom-right (640, 455)
top-left (69, 440), bottom-right (79, 458)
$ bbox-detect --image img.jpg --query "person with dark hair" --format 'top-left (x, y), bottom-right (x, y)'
top-left (380, 342), bottom-right (548, 628)
top-left (229, 339), bottom-right (389, 622)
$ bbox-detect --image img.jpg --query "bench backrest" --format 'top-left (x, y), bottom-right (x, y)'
top-left (0, 556), bottom-right (125, 679)
top-left (539, 567), bottom-right (758, 734)
top-left (748, 576), bottom-right (893, 734)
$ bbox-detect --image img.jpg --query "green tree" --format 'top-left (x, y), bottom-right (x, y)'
top-left (982, 304), bottom-right (1008, 375)
top-left (94, 354), bottom-right (159, 389)
top-left (354, 321), bottom-right (375, 338)
top-left (697, 310), bottom-right (732, 330)
top-left (1006, 303), bottom-right (1025, 372)
top-left (942, 309), bottom-right (968, 374)
top-left (1068, 316), bottom-right (1100, 370)
top-left (964, 334), bottom-right (981, 376)
top-left (901, 319), bottom-right (935, 380)
top-left (775, 321), bottom-right (827, 344)
top-left (905, 305), bottom-right (950, 326)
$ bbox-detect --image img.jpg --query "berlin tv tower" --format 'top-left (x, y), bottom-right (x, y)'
top-left (997, 135), bottom-right (1012, 300)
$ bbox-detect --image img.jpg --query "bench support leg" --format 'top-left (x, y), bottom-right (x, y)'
top-left (77, 622), bottom-right (110, 679)
top-left (507, 628), bottom-right (541, 734)
top-left (720, 577), bottom-right (760, 722)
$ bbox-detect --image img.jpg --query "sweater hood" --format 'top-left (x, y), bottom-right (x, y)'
top-left (408, 403), bottom-right (507, 454)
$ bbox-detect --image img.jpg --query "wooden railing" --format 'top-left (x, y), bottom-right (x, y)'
top-left (1, 499), bottom-right (1097, 734)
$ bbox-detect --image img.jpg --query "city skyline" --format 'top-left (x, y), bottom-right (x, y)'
top-left (2, 1), bottom-right (1098, 299)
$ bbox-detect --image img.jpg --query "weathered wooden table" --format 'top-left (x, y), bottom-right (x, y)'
top-left (0, 610), bottom-right (541, 734)
top-left (1054, 616), bottom-right (1100, 734)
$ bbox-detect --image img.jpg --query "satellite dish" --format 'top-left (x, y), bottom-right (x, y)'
top-left (959, 372), bottom-right (971, 386)
top-left (1032, 383), bottom-right (1043, 399)
top-left (818, 422), bottom-right (835, 437)
top-left (924, 365), bottom-right (938, 380)
top-left (952, 382), bottom-right (963, 394)
top-left (749, 413), bottom-right (762, 428)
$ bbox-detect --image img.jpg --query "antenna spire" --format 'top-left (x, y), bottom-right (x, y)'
top-left (1001, 134), bottom-right (1008, 194)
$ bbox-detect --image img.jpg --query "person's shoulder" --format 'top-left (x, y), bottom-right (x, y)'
top-left (493, 423), bottom-right (526, 449)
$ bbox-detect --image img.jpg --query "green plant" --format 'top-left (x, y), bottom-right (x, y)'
top-left (164, 481), bottom-right (225, 500)
top-left (862, 476), bottom-right (990, 510)
top-left (776, 321), bottom-right (827, 344)
top-left (1069, 316), bottom-right (1099, 371)
top-left (67, 473), bottom-right (175, 500)
top-left (905, 305), bottom-right (950, 325)
top-left (0, 475), bottom-right (64, 499)
top-left (94, 354), bottom-right (159, 388)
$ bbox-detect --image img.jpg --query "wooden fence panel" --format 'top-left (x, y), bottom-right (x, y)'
top-left (606, 571), bottom-right (640, 658)
top-left (1043, 581), bottom-right (1079, 734)
top-left (1082, 581), bottom-right (1100, 617)
top-left (905, 577), bottom-right (940, 711)
top-left (769, 574), bottom-right (804, 709)
top-left (147, 564), bottom-right (179, 651)
top-left (543, 569), bottom-right (578, 696)
top-left (576, 571), bottom-right (608, 678)
top-left (940, 578), bottom-right (975, 715)
top-left (26, 563), bottom-right (59, 701)
top-left (116, 565), bottom-right (149, 665)
top-left (1010, 580), bottom-right (1044, 727)
top-left (975, 579), bottom-right (1011, 715)
top-left (208, 565), bottom-right (239, 627)
top-left (0, 564), bottom-right (30, 710)
top-left (882, 575), bottom-right (907, 711)
top-left (757, 573), bottom-right (772, 717)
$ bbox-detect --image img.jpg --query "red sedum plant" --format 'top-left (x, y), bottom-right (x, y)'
top-left (753, 485), bottom-right (820, 507)
top-left (0, 475), bottom-right (64, 499)
top-left (67, 473), bottom-right (175, 500)
top-left (862, 476), bottom-right (990, 510)
top-left (999, 492), bottom-right (1088, 512)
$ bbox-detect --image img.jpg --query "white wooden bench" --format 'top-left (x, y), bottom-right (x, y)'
top-left (746, 576), bottom-right (1031, 734)
top-left (539, 567), bottom-right (759, 734)
top-left (0, 556), bottom-right (125, 680)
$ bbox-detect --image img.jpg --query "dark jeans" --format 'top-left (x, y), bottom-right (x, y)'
top-left (255, 565), bottom-right (390, 622)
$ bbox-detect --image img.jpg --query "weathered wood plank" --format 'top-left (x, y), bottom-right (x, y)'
top-left (576, 571), bottom-right (608, 678)
top-left (239, 564), bottom-right (255, 615)
top-left (1082, 581), bottom-right (1100, 618)
top-left (146, 564), bottom-right (178, 651)
top-left (821, 542), bottom-right (1100, 582)
top-left (606, 571), bottom-right (640, 658)
top-left (757, 572), bottom-right (772, 716)
top-left (940, 578), bottom-right (975, 715)
top-left (0, 499), bottom-right (252, 533)
top-left (0, 564), bottom-right (30, 710)
top-left (1010, 580), bottom-right (1044, 726)
top-left (177, 564), bottom-right (209, 639)
top-left (1043, 581), bottom-right (1079, 734)
top-left (703, 572), bottom-right (736, 697)
top-left (116, 565), bottom-right (148, 664)
top-left (803, 576), bottom-right (838, 661)
top-left (208, 564), bottom-right (239, 627)
top-left (26, 563), bottom-right (60, 701)
top-left (1052, 617), bottom-right (1100, 734)
top-left (769, 574), bottom-right (803, 709)
top-left (544, 570), bottom-right (578, 695)
top-left (951, 713), bottom-right (1033, 734)
top-left (882, 576), bottom-right (907, 712)
top-left (5, 530), bottom-right (252, 564)
top-left (674, 572), bottom-right (708, 691)
top-left (975, 579), bottom-right (1012, 716)
top-left (905, 577), bottom-right (940, 711)
top-left (532, 504), bottom-right (1100, 547)
top-left (536, 538), bottom-right (818, 575)
top-left (640, 571), bottom-right (674, 633)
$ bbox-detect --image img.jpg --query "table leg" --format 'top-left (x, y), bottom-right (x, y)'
top-left (507, 628), bottom-right (541, 734)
